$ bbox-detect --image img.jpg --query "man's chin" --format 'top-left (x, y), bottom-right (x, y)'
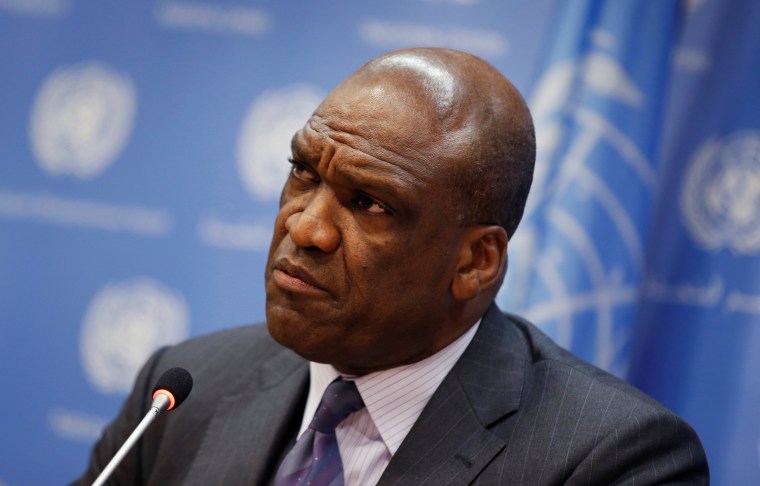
top-left (268, 326), bottom-right (336, 366)
top-left (266, 308), bottom-right (347, 364)
top-left (267, 305), bottom-right (318, 349)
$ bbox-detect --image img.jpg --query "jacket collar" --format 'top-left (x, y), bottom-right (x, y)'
top-left (377, 304), bottom-right (527, 484)
top-left (182, 339), bottom-right (308, 485)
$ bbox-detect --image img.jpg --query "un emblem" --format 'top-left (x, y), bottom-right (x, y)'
top-left (681, 131), bottom-right (760, 254)
top-left (79, 278), bottom-right (190, 394)
top-left (501, 49), bottom-right (653, 375)
top-left (29, 61), bottom-right (137, 179)
top-left (237, 84), bottom-right (324, 199)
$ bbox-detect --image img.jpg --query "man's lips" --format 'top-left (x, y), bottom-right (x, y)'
top-left (272, 261), bottom-right (331, 296)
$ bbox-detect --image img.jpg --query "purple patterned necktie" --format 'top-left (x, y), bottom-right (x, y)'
top-left (275, 378), bottom-right (365, 486)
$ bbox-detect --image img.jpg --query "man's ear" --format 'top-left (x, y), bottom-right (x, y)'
top-left (451, 225), bottom-right (508, 301)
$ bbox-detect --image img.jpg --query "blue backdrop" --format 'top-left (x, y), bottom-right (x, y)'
top-left (0, 1), bottom-right (757, 484)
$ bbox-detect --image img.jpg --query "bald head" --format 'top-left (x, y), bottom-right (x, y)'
top-left (323, 48), bottom-right (536, 237)
top-left (269, 49), bottom-right (535, 371)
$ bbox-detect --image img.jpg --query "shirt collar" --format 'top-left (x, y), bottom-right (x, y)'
top-left (303, 320), bottom-right (480, 455)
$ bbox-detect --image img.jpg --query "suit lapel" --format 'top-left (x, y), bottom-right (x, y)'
top-left (378, 305), bottom-right (527, 485)
top-left (183, 345), bottom-right (309, 485)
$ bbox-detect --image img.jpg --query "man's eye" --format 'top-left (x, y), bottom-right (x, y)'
top-left (353, 194), bottom-right (389, 215)
top-left (288, 158), bottom-right (318, 182)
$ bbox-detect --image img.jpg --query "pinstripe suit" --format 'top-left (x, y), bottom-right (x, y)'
top-left (74, 304), bottom-right (708, 485)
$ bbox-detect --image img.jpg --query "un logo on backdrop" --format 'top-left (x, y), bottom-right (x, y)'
top-left (79, 278), bottom-right (189, 394)
top-left (681, 130), bottom-right (760, 254)
top-left (237, 84), bottom-right (324, 199)
top-left (29, 61), bottom-right (137, 179)
top-left (502, 49), bottom-right (654, 373)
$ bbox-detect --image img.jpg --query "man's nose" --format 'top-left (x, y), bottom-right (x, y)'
top-left (284, 188), bottom-right (340, 253)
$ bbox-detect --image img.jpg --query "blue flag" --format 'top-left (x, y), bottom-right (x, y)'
top-left (628, 1), bottom-right (760, 484)
top-left (499, 0), bottom-right (679, 377)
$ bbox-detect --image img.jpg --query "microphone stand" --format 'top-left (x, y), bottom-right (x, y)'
top-left (91, 394), bottom-right (171, 486)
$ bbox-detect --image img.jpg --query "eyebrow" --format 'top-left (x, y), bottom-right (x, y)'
top-left (292, 119), bottom-right (428, 206)
top-left (332, 160), bottom-right (414, 203)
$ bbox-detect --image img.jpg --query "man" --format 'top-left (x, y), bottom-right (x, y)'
top-left (75, 48), bottom-right (708, 485)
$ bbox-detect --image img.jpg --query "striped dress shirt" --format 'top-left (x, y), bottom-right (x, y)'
top-left (298, 321), bottom-right (480, 486)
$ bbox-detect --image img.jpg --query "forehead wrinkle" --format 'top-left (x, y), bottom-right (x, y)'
top-left (331, 157), bottom-right (419, 203)
top-left (296, 119), bottom-right (420, 210)
top-left (292, 118), bottom-right (327, 161)
top-left (311, 115), bottom-right (436, 185)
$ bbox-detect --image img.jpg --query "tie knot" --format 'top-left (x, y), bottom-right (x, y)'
top-left (310, 379), bottom-right (365, 433)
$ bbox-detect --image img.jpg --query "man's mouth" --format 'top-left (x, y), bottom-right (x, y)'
top-left (272, 261), bottom-right (331, 297)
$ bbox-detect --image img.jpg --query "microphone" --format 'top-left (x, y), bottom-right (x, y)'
top-left (151, 367), bottom-right (194, 412)
top-left (92, 367), bottom-right (193, 486)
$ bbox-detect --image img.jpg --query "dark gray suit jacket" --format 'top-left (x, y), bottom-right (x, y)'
top-left (74, 305), bottom-right (708, 485)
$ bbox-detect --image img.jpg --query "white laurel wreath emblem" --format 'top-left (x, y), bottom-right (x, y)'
top-left (680, 131), bottom-right (760, 254)
top-left (29, 61), bottom-right (137, 179)
top-left (79, 278), bottom-right (189, 394)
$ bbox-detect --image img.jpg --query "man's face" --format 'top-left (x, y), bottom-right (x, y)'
top-left (264, 76), bottom-right (472, 374)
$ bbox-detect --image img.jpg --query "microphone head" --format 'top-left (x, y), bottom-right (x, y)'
top-left (151, 367), bottom-right (193, 411)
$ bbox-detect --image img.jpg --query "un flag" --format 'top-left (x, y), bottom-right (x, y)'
top-left (499, 0), bottom-right (678, 377)
top-left (628, 1), bottom-right (760, 484)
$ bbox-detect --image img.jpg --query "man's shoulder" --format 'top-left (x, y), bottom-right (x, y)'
top-left (500, 310), bottom-right (688, 424)
top-left (148, 323), bottom-right (306, 398)
top-left (459, 308), bottom-right (709, 483)
top-left (157, 323), bottom-right (272, 364)
top-left (170, 322), bottom-right (273, 352)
